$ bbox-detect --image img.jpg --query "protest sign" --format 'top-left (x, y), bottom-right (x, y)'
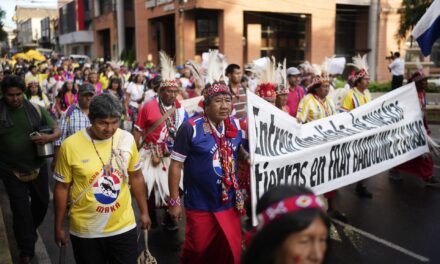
top-left (246, 83), bottom-right (429, 225)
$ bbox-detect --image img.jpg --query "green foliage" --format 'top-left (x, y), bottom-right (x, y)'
top-left (368, 81), bottom-right (392, 92)
top-left (367, 80), bottom-right (440, 93)
top-left (120, 48), bottom-right (136, 67)
top-left (426, 82), bottom-right (440, 93)
top-left (333, 78), bottom-right (347, 89)
top-left (397, 0), bottom-right (433, 40)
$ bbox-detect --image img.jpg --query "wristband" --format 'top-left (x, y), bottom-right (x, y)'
top-left (167, 196), bottom-right (181, 207)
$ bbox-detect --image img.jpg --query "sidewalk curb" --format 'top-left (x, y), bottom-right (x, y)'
top-left (0, 207), bottom-right (13, 264)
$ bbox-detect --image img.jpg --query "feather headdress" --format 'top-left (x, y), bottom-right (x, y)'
top-left (298, 61), bottom-right (313, 75)
top-left (306, 63), bottom-right (330, 91)
top-left (347, 54), bottom-right (369, 83)
top-left (276, 59), bottom-right (289, 95)
top-left (254, 56), bottom-right (277, 84)
top-left (159, 51), bottom-right (178, 89)
top-left (200, 50), bottom-right (230, 99)
top-left (253, 57), bottom-right (278, 99)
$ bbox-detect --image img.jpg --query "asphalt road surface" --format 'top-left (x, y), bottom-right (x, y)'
top-left (1, 125), bottom-right (440, 264)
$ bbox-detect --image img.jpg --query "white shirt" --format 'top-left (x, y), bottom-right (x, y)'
top-left (388, 58), bottom-right (405, 76)
top-left (126, 82), bottom-right (145, 108)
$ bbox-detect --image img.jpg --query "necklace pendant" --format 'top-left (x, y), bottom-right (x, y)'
top-left (103, 164), bottom-right (113, 176)
top-left (203, 123), bottom-right (211, 134)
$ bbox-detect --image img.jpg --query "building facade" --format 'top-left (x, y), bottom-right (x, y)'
top-left (132, 0), bottom-right (405, 81)
top-left (58, 0), bottom-right (94, 57)
top-left (91, 0), bottom-right (136, 61)
top-left (14, 6), bottom-right (58, 50)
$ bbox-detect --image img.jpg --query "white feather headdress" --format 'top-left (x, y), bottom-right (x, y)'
top-left (276, 59), bottom-right (289, 94)
top-left (298, 61), bottom-right (313, 75)
top-left (253, 56), bottom-right (277, 85)
top-left (159, 51), bottom-right (177, 82)
top-left (347, 54), bottom-right (369, 74)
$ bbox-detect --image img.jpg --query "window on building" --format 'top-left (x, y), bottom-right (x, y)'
top-left (124, 0), bottom-right (134, 11)
top-left (245, 12), bottom-right (307, 66)
top-left (99, 0), bottom-right (113, 15)
top-left (196, 10), bottom-right (219, 55)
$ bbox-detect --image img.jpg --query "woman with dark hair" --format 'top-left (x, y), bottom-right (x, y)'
top-left (55, 80), bottom-right (78, 116)
top-left (26, 81), bottom-right (50, 109)
top-left (242, 185), bottom-right (330, 264)
top-left (104, 77), bottom-right (124, 101)
top-left (124, 73), bottom-right (145, 126)
top-left (87, 71), bottom-right (102, 95)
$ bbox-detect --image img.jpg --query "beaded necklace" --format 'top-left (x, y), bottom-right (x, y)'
top-left (205, 116), bottom-right (246, 215)
top-left (90, 129), bottom-right (114, 176)
top-left (159, 98), bottom-right (179, 139)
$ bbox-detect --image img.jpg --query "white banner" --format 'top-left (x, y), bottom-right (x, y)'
top-left (247, 83), bottom-right (429, 225)
top-left (181, 96), bottom-right (203, 117)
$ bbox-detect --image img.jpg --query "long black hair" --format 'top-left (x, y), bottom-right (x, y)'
top-left (25, 83), bottom-right (43, 100)
top-left (241, 185), bottom-right (330, 264)
top-left (106, 77), bottom-right (124, 100)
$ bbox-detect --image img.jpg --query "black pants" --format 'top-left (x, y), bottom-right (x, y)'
top-left (70, 227), bottom-right (138, 264)
top-left (0, 164), bottom-right (49, 258)
top-left (391, 75), bottom-right (404, 90)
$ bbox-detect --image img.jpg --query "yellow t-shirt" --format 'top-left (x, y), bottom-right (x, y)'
top-left (296, 94), bottom-right (336, 123)
top-left (340, 87), bottom-right (372, 112)
top-left (99, 73), bottom-right (109, 90)
top-left (54, 128), bottom-right (141, 238)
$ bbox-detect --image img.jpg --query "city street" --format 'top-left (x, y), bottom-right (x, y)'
top-left (1, 125), bottom-right (440, 264)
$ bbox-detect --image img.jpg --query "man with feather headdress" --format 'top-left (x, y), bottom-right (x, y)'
top-left (133, 51), bottom-right (188, 230)
top-left (168, 50), bottom-right (247, 264)
top-left (341, 54), bottom-right (374, 199)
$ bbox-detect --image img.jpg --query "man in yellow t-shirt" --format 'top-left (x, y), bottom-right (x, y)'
top-left (340, 60), bottom-right (373, 199)
top-left (54, 94), bottom-right (151, 264)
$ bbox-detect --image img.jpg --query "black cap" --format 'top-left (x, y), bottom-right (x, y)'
top-left (78, 83), bottom-right (95, 95)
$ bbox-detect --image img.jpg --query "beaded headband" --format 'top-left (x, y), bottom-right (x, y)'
top-left (306, 75), bottom-right (330, 91)
top-left (160, 79), bottom-right (178, 89)
top-left (203, 81), bottom-right (230, 98)
top-left (257, 194), bottom-right (325, 229)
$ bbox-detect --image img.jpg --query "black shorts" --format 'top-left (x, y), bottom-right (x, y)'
top-left (70, 227), bottom-right (138, 264)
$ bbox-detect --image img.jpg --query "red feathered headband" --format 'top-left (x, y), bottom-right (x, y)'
top-left (256, 83), bottom-right (276, 99)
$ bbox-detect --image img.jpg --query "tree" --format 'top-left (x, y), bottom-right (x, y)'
top-left (0, 7), bottom-right (7, 42)
top-left (397, 0), bottom-right (433, 41)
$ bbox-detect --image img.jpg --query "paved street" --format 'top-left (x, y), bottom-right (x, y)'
top-left (1, 125), bottom-right (440, 264)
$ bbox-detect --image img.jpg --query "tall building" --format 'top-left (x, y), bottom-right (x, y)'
top-left (58, 0), bottom-right (94, 57)
top-left (91, 0), bottom-right (136, 61)
top-left (132, 0), bottom-right (404, 81)
top-left (13, 6), bottom-right (58, 49)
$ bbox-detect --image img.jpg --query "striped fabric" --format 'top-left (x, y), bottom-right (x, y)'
top-left (296, 94), bottom-right (336, 123)
top-left (340, 88), bottom-right (372, 112)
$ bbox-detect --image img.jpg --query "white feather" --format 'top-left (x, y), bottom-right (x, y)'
top-left (347, 54), bottom-right (369, 74)
top-left (159, 51), bottom-right (177, 81)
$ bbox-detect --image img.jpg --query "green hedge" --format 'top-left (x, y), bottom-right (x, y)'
top-left (367, 81), bottom-right (440, 93)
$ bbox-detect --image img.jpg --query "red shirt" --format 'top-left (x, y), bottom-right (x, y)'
top-left (286, 85), bottom-right (305, 117)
